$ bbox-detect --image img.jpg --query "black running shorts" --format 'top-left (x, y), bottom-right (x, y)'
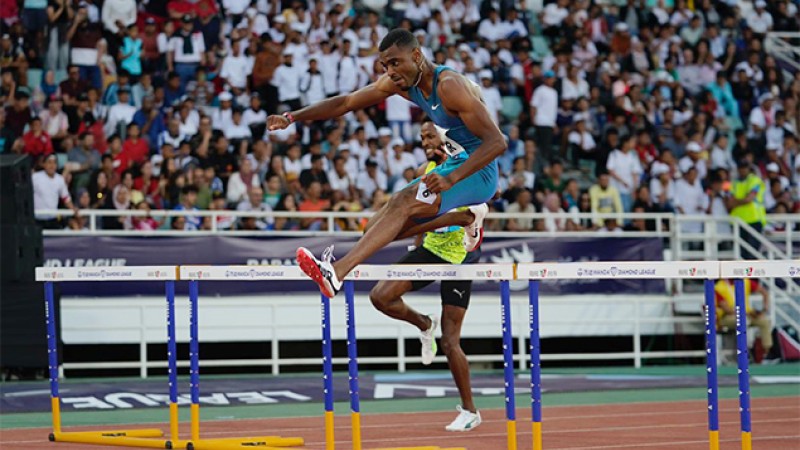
top-left (396, 246), bottom-right (479, 309)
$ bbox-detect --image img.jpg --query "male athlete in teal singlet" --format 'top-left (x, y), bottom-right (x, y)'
top-left (267, 29), bottom-right (504, 304)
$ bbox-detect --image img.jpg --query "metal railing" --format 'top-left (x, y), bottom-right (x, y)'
top-left (37, 208), bottom-right (678, 237)
top-left (765, 32), bottom-right (800, 73)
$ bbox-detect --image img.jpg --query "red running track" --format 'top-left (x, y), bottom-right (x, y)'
top-left (2, 396), bottom-right (798, 450)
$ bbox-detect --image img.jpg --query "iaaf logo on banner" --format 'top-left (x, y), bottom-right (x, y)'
top-left (146, 270), bottom-right (169, 278)
top-left (350, 269), bottom-right (369, 279)
top-left (476, 269), bottom-right (495, 278)
top-left (788, 266), bottom-right (799, 277)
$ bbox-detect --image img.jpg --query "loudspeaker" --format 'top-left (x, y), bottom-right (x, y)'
top-left (0, 154), bottom-right (34, 225)
top-left (0, 224), bottom-right (43, 283)
top-left (0, 280), bottom-right (51, 370)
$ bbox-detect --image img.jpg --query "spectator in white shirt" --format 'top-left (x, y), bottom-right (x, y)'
top-left (236, 186), bottom-right (273, 230)
top-left (33, 155), bottom-right (75, 227)
top-left (541, 0), bottom-right (569, 39)
top-left (386, 138), bottom-right (418, 186)
top-left (212, 92), bottom-right (234, 131)
top-left (318, 41), bottom-right (341, 97)
top-left (749, 93), bottom-right (777, 140)
top-left (337, 40), bottom-right (359, 95)
top-left (168, 15), bottom-right (206, 88)
top-left (674, 161), bottom-right (708, 234)
top-left (300, 58), bottom-right (327, 107)
top-left (606, 134), bottom-right (643, 213)
top-left (478, 8), bottom-right (506, 42)
top-left (405, 0), bottom-right (431, 26)
top-left (503, 8), bottom-right (528, 39)
top-left (747, 0), bottom-right (773, 35)
top-left (568, 116), bottom-right (596, 167)
top-left (223, 108), bottom-right (253, 142)
top-left (649, 161), bottom-right (676, 212)
top-left (158, 118), bottom-right (187, 150)
top-left (272, 51), bottom-right (303, 111)
top-left (104, 87), bottom-right (136, 138)
top-left (479, 70), bottom-right (502, 124)
top-left (226, 157), bottom-right (260, 206)
top-left (356, 159), bottom-right (388, 200)
top-left (709, 134), bottom-right (735, 172)
top-left (561, 65), bottom-right (590, 101)
top-left (101, 0), bottom-right (136, 35)
top-left (385, 95), bottom-right (414, 143)
top-left (328, 155), bottom-right (352, 196)
top-left (220, 39), bottom-right (254, 94)
top-left (242, 95), bottom-right (267, 128)
top-left (530, 71), bottom-right (559, 162)
top-left (679, 142), bottom-right (708, 181)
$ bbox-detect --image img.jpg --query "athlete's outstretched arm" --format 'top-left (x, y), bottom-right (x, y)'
top-left (267, 76), bottom-right (397, 130)
top-left (422, 76), bottom-right (506, 193)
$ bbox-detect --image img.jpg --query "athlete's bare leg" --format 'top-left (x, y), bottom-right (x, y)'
top-left (369, 280), bottom-right (431, 332)
top-left (440, 304), bottom-right (476, 413)
top-left (394, 210), bottom-right (474, 240)
top-left (333, 185), bottom-right (453, 280)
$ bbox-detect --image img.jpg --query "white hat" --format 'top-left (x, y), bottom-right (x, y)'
top-left (755, 0), bottom-right (767, 7)
top-left (246, 7), bottom-right (257, 18)
top-left (290, 23), bottom-right (305, 33)
top-left (679, 158), bottom-right (695, 174)
top-left (378, 127), bottom-right (392, 137)
top-left (273, 15), bottom-right (286, 24)
top-left (686, 142), bottom-right (702, 153)
top-left (458, 44), bottom-right (471, 53)
top-left (338, 143), bottom-right (351, 151)
top-left (766, 162), bottom-right (779, 173)
top-left (759, 92), bottom-right (773, 104)
top-left (479, 69), bottom-right (493, 79)
top-left (218, 91), bottom-right (233, 101)
top-left (413, 29), bottom-right (426, 37)
top-left (282, 48), bottom-right (294, 56)
top-left (651, 161), bottom-right (670, 177)
top-left (615, 22), bottom-right (629, 32)
top-left (391, 137), bottom-right (405, 148)
top-left (358, 40), bottom-right (371, 50)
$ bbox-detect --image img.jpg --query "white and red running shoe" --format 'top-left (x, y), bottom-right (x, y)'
top-left (297, 246), bottom-right (342, 298)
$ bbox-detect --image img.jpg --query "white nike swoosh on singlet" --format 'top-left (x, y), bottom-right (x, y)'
top-left (431, 103), bottom-right (440, 110)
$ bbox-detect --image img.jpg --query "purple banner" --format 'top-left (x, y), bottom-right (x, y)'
top-left (43, 236), bottom-right (664, 296)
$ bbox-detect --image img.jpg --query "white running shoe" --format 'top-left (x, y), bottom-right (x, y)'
top-left (463, 203), bottom-right (488, 252)
top-left (297, 246), bottom-right (342, 298)
top-left (445, 405), bottom-right (482, 432)
top-left (420, 314), bottom-right (439, 365)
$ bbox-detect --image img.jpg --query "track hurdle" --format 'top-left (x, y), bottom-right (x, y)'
top-left (179, 266), bottom-right (306, 450)
top-left (518, 261), bottom-right (721, 450)
top-left (36, 266), bottom-right (178, 448)
top-left (329, 263), bottom-right (515, 450)
top-left (720, 260), bottom-right (800, 450)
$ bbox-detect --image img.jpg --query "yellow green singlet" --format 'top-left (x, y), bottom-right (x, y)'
top-left (421, 161), bottom-right (467, 264)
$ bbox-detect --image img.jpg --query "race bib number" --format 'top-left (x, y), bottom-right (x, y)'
top-left (435, 125), bottom-right (466, 157)
top-left (415, 182), bottom-right (437, 205)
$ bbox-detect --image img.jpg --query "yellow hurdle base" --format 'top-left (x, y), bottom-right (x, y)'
top-left (49, 429), bottom-right (168, 448)
top-left (186, 436), bottom-right (305, 450)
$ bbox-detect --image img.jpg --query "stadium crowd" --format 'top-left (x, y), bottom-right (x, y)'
top-left (1, 0), bottom-right (799, 236)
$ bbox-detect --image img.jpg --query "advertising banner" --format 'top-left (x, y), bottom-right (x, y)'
top-left (43, 236), bottom-right (664, 296)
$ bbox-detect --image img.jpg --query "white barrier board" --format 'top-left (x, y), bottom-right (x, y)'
top-left (35, 266), bottom-right (178, 282)
top-left (719, 260), bottom-right (800, 279)
top-left (517, 261), bottom-right (720, 280)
